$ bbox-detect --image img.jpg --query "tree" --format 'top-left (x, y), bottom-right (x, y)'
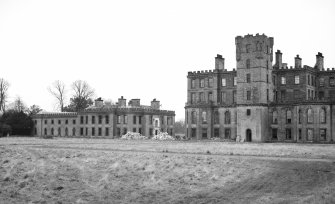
top-left (13, 96), bottom-right (26, 113)
top-left (174, 120), bottom-right (185, 134)
top-left (0, 78), bottom-right (9, 112)
top-left (68, 80), bottom-right (95, 111)
top-left (0, 109), bottom-right (33, 136)
top-left (27, 105), bottom-right (43, 116)
top-left (48, 80), bottom-right (66, 112)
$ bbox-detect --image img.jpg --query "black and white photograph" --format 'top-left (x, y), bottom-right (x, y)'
top-left (1, 0), bottom-right (335, 203)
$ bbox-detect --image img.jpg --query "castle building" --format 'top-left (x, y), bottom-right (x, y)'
top-left (185, 34), bottom-right (335, 142)
top-left (33, 97), bottom-right (175, 137)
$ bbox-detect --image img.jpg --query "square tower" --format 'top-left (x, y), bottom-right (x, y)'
top-left (235, 34), bottom-right (274, 142)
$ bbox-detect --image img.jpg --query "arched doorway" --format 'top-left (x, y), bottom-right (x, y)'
top-left (246, 129), bottom-right (252, 142)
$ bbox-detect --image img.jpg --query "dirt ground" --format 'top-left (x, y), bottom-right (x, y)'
top-left (1, 137), bottom-right (335, 204)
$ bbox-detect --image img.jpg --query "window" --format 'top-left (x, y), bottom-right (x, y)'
top-left (105, 115), bottom-right (109, 124)
top-left (80, 128), bottom-right (84, 136)
top-left (307, 108), bottom-right (313, 123)
top-left (65, 128), bottom-right (68, 136)
top-left (86, 116), bottom-right (88, 124)
top-left (281, 90), bottom-right (286, 100)
top-left (58, 127), bottom-right (61, 136)
top-left (320, 108), bottom-right (326, 123)
top-left (139, 128), bottom-right (142, 134)
top-left (123, 128), bottom-right (127, 135)
top-left (267, 89), bottom-right (269, 101)
top-left (246, 44), bottom-right (251, 53)
top-left (286, 110), bottom-right (292, 124)
top-left (98, 128), bottom-right (102, 136)
top-left (98, 115), bottom-right (102, 124)
top-left (149, 115), bottom-right (153, 125)
top-left (246, 109), bottom-right (251, 116)
top-left (320, 129), bottom-right (326, 141)
top-left (208, 92), bottom-right (213, 102)
top-left (246, 74), bottom-right (251, 83)
top-left (92, 127), bottom-right (95, 136)
top-left (117, 115), bottom-right (121, 124)
top-left (247, 91), bottom-right (251, 100)
top-left (80, 116), bottom-right (84, 124)
top-left (214, 128), bottom-right (220, 138)
top-left (307, 129), bottom-right (313, 141)
top-left (105, 128), bottom-right (109, 136)
top-left (44, 128), bottom-right (47, 135)
top-left (330, 77), bottom-right (335, 87)
top-left (139, 116), bottom-right (142, 124)
top-left (51, 128), bottom-right (54, 136)
top-left (319, 91), bottom-right (324, 100)
top-left (308, 89), bottom-right (311, 99)
top-left (117, 128), bottom-right (121, 137)
top-left (191, 79), bottom-right (196, 88)
top-left (191, 111), bottom-right (197, 124)
top-left (85, 128), bottom-right (88, 136)
top-left (200, 79), bottom-right (205, 88)
top-left (149, 128), bottom-right (153, 136)
top-left (202, 111), bottom-right (207, 123)
top-left (298, 129), bottom-right (302, 140)
top-left (58, 120), bottom-right (61, 125)
top-left (133, 115), bottom-right (136, 124)
top-left (246, 59), bottom-right (250, 69)
top-left (65, 120), bottom-right (68, 125)
top-left (234, 77), bottom-right (237, 86)
top-left (233, 91), bottom-right (236, 103)
top-left (224, 111), bottom-right (231, 124)
top-left (272, 128), bottom-right (277, 140)
top-left (72, 128), bottom-right (76, 136)
top-left (222, 78), bottom-right (226, 86)
top-left (266, 74), bottom-right (269, 83)
top-left (44, 120), bottom-right (47, 124)
top-left (208, 78), bottom-right (213, 87)
top-left (286, 129), bottom-right (292, 140)
top-left (273, 76), bottom-right (276, 85)
top-left (298, 109), bottom-right (302, 124)
top-left (281, 77), bottom-right (286, 85)
top-left (221, 92), bottom-right (226, 103)
top-left (191, 93), bottom-right (196, 104)
top-left (295, 75), bottom-right (299, 84)
top-left (266, 60), bottom-right (269, 69)
top-left (214, 111), bottom-right (219, 124)
top-left (272, 111), bottom-right (278, 124)
top-left (73, 120), bottom-right (76, 125)
top-left (319, 78), bottom-right (325, 87)
top-left (92, 116), bottom-right (95, 124)
top-left (51, 120), bottom-right (54, 125)
top-left (200, 92), bottom-right (205, 102)
top-left (224, 128), bottom-right (231, 139)
top-left (202, 128), bottom-right (207, 139)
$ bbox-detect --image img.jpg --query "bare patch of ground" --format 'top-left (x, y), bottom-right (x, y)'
top-left (1, 137), bottom-right (335, 204)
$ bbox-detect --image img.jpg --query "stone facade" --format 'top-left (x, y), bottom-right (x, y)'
top-left (33, 97), bottom-right (175, 137)
top-left (185, 33), bottom-right (335, 142)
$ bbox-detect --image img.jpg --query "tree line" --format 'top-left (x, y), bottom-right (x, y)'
top-left (0, 78), bottom-right (95, 136)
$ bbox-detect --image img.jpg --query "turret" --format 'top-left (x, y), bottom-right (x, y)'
top-left (118, 96), bottom-right (127, 107)
top-left (128, 99), bottom-right (140, 107)
top-left (295, 55), bottom-right (302, 68)
top-left (151, 98), bottom-right (160, 110)
top-left (215, 54), bottom-right (225, 70)
top-left (315, 52), bottom-right (324, 70)
top-left (94, 97), bottom-right (103, 107)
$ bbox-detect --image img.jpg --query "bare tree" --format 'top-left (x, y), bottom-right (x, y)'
top-left (13, 96), bottom-right (26, 112)
top-left (70, 80), bottom-right (95, 111)
top-left (0, 78), bottom-right (9, 112)
top-left (48, 80), bottom-right (66, 112)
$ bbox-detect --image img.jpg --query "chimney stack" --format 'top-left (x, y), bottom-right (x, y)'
top-left (275, 50), bottom-right (282, 69)
top-left (315, 52), bottom-right (324, 70)
top-left (151, 98), bottom-right (160, 110)
top-left (94, 97), bottom-right (103, 107)
top-left (118, 96), bottom-right (127, 107)
top-left (294, 55), bottom-right (302, 68)
top-left (215, 54), bottom-right (225, 70)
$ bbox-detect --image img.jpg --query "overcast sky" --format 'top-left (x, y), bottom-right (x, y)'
top-left (1, 0), bottom-right (335, 120)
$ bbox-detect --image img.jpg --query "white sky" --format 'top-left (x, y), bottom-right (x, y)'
top-left (1, 0), bottom-right (335, 120)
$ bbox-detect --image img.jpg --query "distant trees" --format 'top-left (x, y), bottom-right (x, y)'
top-left (174, 120), bottom-right (185, 134)
top-left (27, 105), bottom-right (43, 116)
top-left (48, 80), bottom-right (66, 112)
top-left (0, 78), bottom-right (9, 112)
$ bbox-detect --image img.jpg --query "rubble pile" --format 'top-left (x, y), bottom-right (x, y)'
top-left (151, 132), bottom-right (175, 141)
top-left (121, 132), bottom-right (148, 140)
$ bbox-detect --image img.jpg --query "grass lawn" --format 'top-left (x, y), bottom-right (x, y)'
top-left (1, 137), bottom-right (335, 203)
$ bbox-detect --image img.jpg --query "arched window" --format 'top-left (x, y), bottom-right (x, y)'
top-left (72, 128), bottom-right (76, 136)
top-left (202, 111), bottom-right (207, 123)
top-left (272, 111), bottom-right (278, 124)
top-left (307, 108), bottom-right (313, 123)
top-left (298, 109), bottom-right (302, 124)
top-left (286, 110), bottom-right (292, 124)
top-left (65, 128), bottom-right (68, 136)
top-left (214, 111), bottom-right (219, 124)
top-left (320, 108), bottom-right (326, 123)
top-left (51, 128), bottom-right (54, 136)
top-left (58, 127), bottom-right (61, 136)
top-left (224, 111), bottom-right (231, 124)
top-left (191, 111), bottom-right (197, 124)
top-left (246, 59), bottom-right (251, 69)
top-left (44, 128), bottom-right (47, 135)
